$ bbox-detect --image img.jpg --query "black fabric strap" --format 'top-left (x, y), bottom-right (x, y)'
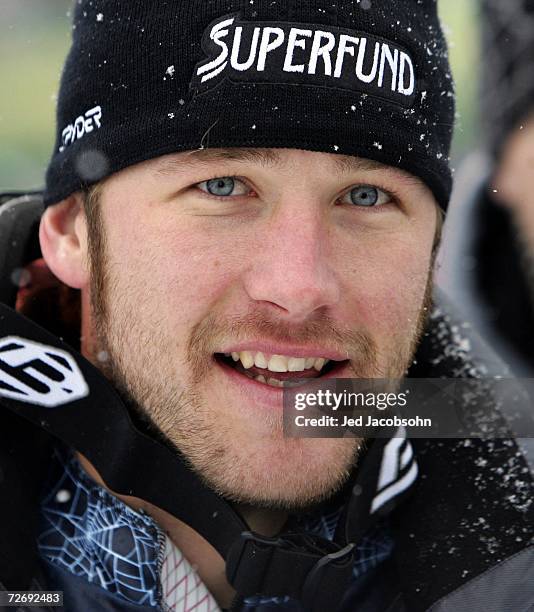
top-left (0, 409), bottom-right (54, 590)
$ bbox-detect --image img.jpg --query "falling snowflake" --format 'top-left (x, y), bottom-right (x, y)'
top-left (96, 13), bottom-right (104, 22)
top-left (166, 65), bottom-right (175, 78)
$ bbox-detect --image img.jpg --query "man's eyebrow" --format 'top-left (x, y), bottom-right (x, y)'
top-left (334, 155), bottom-right (425, 186)
top-left (154, 147), bottom-right (415, 180)
top-left (332, 155), bottom-right (392, 174)
top-left (155, 148), bottom-right (284, 175)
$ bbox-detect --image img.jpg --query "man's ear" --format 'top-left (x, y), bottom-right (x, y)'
top-left (39, 193), bottom-right (89, 289)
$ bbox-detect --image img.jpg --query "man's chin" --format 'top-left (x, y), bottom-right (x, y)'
top-left (184, 436), bottom-right (362, 510)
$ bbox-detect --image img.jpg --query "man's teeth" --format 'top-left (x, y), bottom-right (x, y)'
top-left (229, 351), bottom-right (330, 373)
top-left (243, 372), bottom-right (297, 388)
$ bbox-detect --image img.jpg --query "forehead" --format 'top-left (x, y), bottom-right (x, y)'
top-left (151, 147), bottom-right (426, 187)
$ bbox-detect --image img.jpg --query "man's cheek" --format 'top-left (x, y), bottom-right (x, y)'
top-left (151, 234), bottom-right (245, 307)
top-left (346, 253), bottom-right (430, 330)
top-left (351, 285), bottom-right (417, 334)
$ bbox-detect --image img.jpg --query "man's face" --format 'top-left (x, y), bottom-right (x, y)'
top-left (83, 148), bottom-right (438, 509)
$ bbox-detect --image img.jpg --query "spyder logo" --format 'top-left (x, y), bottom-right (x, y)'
top-left (0, 337), bottom-right (89, 408)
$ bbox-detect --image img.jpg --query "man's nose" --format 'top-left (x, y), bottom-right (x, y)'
top-left (242, 204), bottom-right (341, 322)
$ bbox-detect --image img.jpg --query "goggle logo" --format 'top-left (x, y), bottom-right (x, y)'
top-left (0, 337), bottom-right (89, 408)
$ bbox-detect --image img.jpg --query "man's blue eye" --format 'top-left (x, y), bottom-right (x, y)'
top-left (350, 186), bottom-right (380, 206)
top-left (198, 177), bottom-right (251, 198)
top-left (342, 185), bottom-right (391, 207)
top-left (206, 177), bottom-right (235, 196)
top-left (351, 186), bottom-right (378, 206)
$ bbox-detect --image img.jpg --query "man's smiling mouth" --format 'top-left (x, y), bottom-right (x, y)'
top-left (215, 351), bottom-right (347, 388)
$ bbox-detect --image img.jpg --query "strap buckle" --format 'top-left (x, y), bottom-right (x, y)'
top-left (226, 531), bottom-right (286, 595)
top-left (302, 542), bottom-right (355, 612)
top-left (226, 531), bottom-right (355, 611)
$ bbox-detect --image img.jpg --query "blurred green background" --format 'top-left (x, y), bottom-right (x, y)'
top-left (0, 0), bottom-right (480, 192)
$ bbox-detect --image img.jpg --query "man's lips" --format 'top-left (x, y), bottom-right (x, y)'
top-left (212, 341), bottom-right (351, 396)
top-left (214, 354), bottom-right (351, 407)
top-left (214, 352), bottom-right (350, 387)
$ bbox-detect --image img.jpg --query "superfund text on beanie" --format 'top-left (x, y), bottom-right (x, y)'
top-left (44, 0), bottom-right (455, 209)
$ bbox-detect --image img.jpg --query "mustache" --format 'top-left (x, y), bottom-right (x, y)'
top-left (186, 310), bottom-right (379, 383)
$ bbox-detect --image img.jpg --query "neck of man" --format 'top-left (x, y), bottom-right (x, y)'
top-left (76, 452), bottom-right (287, 609)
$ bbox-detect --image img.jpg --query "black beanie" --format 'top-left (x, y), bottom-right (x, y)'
top-left (44, 0), bottom-right (455, 210)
